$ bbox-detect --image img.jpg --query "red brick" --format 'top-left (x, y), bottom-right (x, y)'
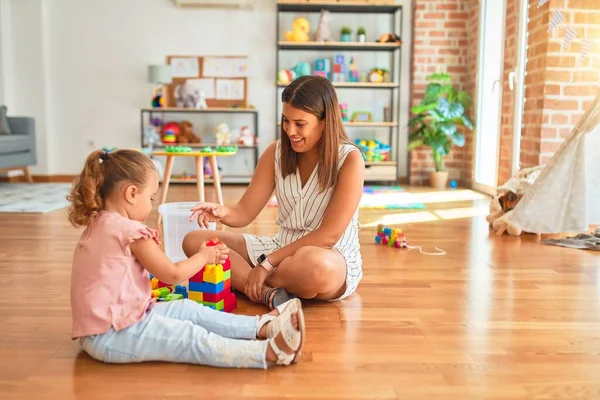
top-left (430, 39), bottom-right (453, 46)
top-left (545, 70), bottom-right (571, 82)
top-left (551, 114), bottom-right (569, 125)
top-left (564, 85), bottom-right (599, 96)
top-left (573, 70), bottom-right (599, 81)
top-left (424, 12), bottom-right (446, 19)
top-left (540, 140), bottom-right (564, 153)
top-left (560, 128), bottom-right (573, 138)
top-left (449, 12), bottom-right (468, 20)
top-left (545, 84), bottom-right (561, 95)
top-left (436, 3), bottom-right (458, 11)
top-left (545, 99), bottom-right (579, 110)
top-left (541, 127), bottom-right (557, 138)
top-left (415, 20), bottom-right (438, 29)
top-left (444, 21), bottom-right (465, 29)
top-left (546, 55), bottom-right (577, 68)
top-left (429, 30), bottom-right (446, 37)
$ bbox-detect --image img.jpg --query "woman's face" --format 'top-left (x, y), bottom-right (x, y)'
top-left (281, 102), bottom-right (324, 153)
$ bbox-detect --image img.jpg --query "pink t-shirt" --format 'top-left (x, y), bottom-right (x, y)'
top-left (70, 211), bottom-right (159, 339)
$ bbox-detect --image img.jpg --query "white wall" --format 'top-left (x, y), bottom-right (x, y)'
top-left (5, 0), bottom-right (411, 177)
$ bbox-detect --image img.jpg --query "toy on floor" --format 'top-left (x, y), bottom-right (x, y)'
top-left (149, 274), bottom-right (189, 302)
top-left (188, 238), bottom-right (237, 312)
top-left (285, 17), bottom-right (310, 42)
top-left (375, 224), bottom-right (408, 248)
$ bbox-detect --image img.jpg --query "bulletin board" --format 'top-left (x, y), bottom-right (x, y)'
top-left (164, 55), bottom-right (249, 108)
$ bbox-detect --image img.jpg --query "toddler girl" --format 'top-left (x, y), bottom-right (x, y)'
top-left (68, 149), bottom-right (305, 368)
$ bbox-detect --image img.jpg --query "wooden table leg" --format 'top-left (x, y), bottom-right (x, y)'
top-left (195, 156), bottom-right (205, 203)
top-left (22, 167), bottom-right (33, 183)
top-left (209, 156), bottom-right (223, 206)
top-left (158, 155), bottom-right (174, 225)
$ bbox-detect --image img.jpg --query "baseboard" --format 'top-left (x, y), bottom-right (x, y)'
top-left (0, 175), bottom-right (76, 183)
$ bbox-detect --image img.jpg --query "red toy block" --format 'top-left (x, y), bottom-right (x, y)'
top-left (382, 237), bottom-right (389, 245)
top-left (223, 292), bottom-right (237, 312)
top-left (224, 278), bottom-right (231, 291)
top-left (202, 290), bottom-right (228, 303)
top-left (157, 280), bottom-right (170, 289)
top-left (189, 267), bottom-right (206, 283)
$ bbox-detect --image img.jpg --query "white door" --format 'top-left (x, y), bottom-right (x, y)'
top-left (509, 0), bottom-right (529, 175)
top-left (474, 0), bottom-right (507, 193)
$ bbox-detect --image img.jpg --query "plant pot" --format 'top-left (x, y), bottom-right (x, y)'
top-left (358, 34), bottom-right (366, 43)
top-left (341, 34), bottom-right (352, 42)
top-left (429, 171), bottom-right (449, 189)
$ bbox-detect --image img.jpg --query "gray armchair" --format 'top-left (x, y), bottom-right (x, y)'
top-left (0, 116), bottom-right (36, 182)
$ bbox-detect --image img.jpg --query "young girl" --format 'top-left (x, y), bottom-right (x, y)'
top-left (67, 149), bottom-right (305, 369)
top-left (183, 75), bottom-right (364, 310)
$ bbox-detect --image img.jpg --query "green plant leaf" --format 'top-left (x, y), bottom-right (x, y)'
top-left (426, 72), bottom-right (452, 82)
top-left (422, 83), bottom-right (442, 105)
top-left (437, 99), bottom-right (465, 119)
top-left (412, 102), bottom-right (437, 114)
top-left (439, 122), bottom-right (457, 136)
top-left (457, 91), bottom-right (473, 108)
top-left (407, 139), bottom-right (424, 151)
top-left (409, 128), bottom-right (424, 142)
top-left (451, 132), bottom-right (465, 147)
top-left (461, 114), bottom-right (474, 130)
top-left (409, 115), bottom-right (424, 127)
top-left (428, 109), bottom-right (444, 121)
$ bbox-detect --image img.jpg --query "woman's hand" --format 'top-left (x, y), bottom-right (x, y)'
top-left (244, 266), bottom-right (270, 303)
top-left (189, 202), bottom-right (228, 229)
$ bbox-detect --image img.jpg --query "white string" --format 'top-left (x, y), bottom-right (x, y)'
top-left (406, 245), bottom-right (447, 256)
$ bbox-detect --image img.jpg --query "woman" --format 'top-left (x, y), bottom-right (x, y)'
top-left (182, 75), bottom-right (364, 309)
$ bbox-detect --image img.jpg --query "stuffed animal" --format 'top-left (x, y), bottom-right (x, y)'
top-left (238, 125), bottom-right (255, 146)
top-left (376, 33), bottom-right (401, 43)
top-left (369, 68), bottom-right (384, 83)
top-left (177, 121), bottom-right (201, 144)
top-left (315, 10), bottom-right (331, 42)
top-left (215, 123), bottom-right (231, 145)
top-left (196, 91), bottom-right (208, 109)
top-left (285, 17), bottom-right (310, 42)
top-left (174, 81), bottom-right (200, 108)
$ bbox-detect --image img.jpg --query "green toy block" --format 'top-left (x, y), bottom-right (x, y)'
top-left (161, 293), bottom-right (183, 302)
top-left (200, 299), bottom-right (224, 311)
top-left (223, 269), bottom-right (231, 280)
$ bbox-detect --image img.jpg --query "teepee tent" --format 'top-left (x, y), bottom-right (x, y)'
top-left (496, 89), bottom-right (600, 235)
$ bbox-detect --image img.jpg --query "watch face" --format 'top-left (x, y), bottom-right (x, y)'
top-left (257, 254), bottom-right (266, 264)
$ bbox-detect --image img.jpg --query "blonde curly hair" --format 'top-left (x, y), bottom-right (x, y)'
top-left (67, 149), bottom-right (155, 227)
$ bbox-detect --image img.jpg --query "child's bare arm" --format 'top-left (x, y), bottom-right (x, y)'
top-left (130, 239), bottom-right (228, 284)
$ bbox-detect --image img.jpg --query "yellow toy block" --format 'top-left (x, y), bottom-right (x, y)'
top-left (151, 277), bottom-right (159, 290)
top-left (203, 264), bottom-right (225, 284)
top-left (188, 291), bottom-right (203, 302)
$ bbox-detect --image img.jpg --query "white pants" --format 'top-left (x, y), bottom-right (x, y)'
top-left (80, 299), bottom-right (268, 369)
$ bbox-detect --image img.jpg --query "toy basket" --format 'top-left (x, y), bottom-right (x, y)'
top-left (158, 202), bottom-right (216, 262)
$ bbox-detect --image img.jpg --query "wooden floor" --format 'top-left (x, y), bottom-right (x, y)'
top-left (2, 184), bottom-right (600, 399)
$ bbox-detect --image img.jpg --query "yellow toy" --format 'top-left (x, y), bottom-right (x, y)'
top-left (285, 17), bottom-right (310, 42)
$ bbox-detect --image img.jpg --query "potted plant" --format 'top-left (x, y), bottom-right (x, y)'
top-left (340, 26), bottom-right (352, 42)
top-left (357, 27), bottom-right (366, 43)
top-left (408, 73), bottom-right (475, 189)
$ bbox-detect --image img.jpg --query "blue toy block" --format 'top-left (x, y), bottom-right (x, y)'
top-left (174, 285), bottom-right (188, 299)
top-left (314, 58), bottom-right (331, 72)
top-left (334, 54), bottom-right (346, 65)
top-left (375, 235), bottom-right (382, 244)
top-left (188, 281), bottom-right (224, 294)
top-left (383, 227), bottom-right (392, 236)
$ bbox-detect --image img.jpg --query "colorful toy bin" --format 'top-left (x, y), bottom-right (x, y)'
top-left (158, 202), bottom-right (216, 262)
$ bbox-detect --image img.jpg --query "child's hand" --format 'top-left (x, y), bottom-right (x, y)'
top-left (189, 202), bottom-right (228, 229)
top-left (199, 240), bottom-right (229, 265)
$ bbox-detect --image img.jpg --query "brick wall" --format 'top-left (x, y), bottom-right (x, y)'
top-left (409, 0), bottom-right (474, 185)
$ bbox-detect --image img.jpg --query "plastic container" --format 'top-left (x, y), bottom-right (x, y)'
top-left (158, 202), bottom-right (216, 262)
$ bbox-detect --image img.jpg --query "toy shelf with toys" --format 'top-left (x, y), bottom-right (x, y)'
top-left (275, 1), bottom-right (406, 183)
top-left (140, 107), bottom-right (259, 184)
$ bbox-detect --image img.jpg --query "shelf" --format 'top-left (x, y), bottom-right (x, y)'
top-left (142, 107), bottom-right (257, 114)
top-left (277, 82), bottom-right (398, 89)
top-left (277, 1), bottom-right (402, 14)
top-left (365, 161), bottom-right (397, 166)
top-left (277, 121), bottom-right (397, 127)
top-left (152, 143), bottom-right (256, 149)
top-left (278, 41), bottom-right (401, 51)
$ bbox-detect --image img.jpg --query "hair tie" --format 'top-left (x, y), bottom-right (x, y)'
top-left (99, 152), bottom-right (109, 163)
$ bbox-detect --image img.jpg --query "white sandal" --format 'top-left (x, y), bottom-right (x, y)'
top-left (267, 304), bottom-right (305, 366)
top-left (257, 298), bottom-right (302, 339)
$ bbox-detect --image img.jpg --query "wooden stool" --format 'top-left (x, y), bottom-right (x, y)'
top-left (153, 150), bottom-right (237, 224)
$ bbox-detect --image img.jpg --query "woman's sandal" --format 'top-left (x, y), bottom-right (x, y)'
top-left (267, 303), bottom-right (305, 365)
top-left (257, 298), bottom-right (302, 339)
top-left (261, 286), bottom-right (297, 310)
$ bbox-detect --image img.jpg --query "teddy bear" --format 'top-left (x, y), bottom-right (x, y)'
top-left (177, 120), bottom-right (201, 144)
top-left (285, 17), bottom-right (310, 42)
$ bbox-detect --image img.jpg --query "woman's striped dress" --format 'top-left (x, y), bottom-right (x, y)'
top-left (242, 141), bottom-right (363, 300)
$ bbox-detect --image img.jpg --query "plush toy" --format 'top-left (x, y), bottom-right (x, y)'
top-left (315, 10), bottom-right (331, 42)
top-left (294, 62), bottom-right (311, 78)
top-left (215, 123), bottom-right (231, 145)
top-left (174, 81), bottom-right (200, 108)
top-left (369, 68), bottom-right (384, 83)
top-left (376, 33), bottom-right (401, 43)
top-left (285, 17), bottom-right (310, 42)
top-left (278, 69), bottom-right (296, 85)
top-left (196, 91), bottom-right (208, 109)
top-left (238, 125), bottom-right (255, 146)
top-left (177, 120), bottom-right (201, 144)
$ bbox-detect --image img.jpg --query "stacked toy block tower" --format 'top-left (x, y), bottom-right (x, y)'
top-left (332, 54), bottom-right (346, 82)
top-left (375, 224), bottom-right (408, 248)
top-left (188, 238), bottom-right (237, 312)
